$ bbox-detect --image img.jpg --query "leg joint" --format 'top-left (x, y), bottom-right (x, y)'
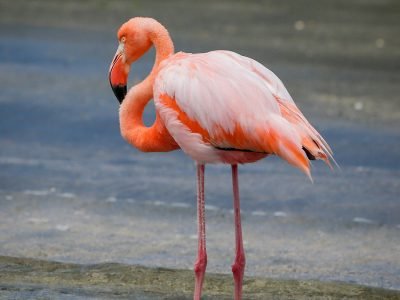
top-left (232, 253), bottom-right (245, 274)
top-left (194, 254), bottom-right (207, 273)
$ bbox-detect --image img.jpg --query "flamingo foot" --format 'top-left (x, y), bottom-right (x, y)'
top-left (194, 250), bottom-right (207, 300)
top-left (232, 253), bottom-right (245, 300)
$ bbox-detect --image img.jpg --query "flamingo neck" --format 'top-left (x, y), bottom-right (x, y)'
top-left (119, 22), bottom-right (178, 152)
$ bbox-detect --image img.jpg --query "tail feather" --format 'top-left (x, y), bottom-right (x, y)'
top-left (276, 98), bottom-right (336, 169)
top-left (265, 124), bottom-right (312, 180)
top-left (302, 136), bottom-right (333, 170)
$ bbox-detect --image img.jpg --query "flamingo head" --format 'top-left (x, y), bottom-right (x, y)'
top-left (109, 18), bottom-right (153, 104)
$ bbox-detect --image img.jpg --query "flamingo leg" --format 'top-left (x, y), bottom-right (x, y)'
top-left (194, 163), bottom-right (207, 300)
top-left (231, 164), bottom-right (245, 300)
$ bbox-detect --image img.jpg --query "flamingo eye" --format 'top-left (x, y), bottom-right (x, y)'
top-left (120, 36), bottom-right (126, 43)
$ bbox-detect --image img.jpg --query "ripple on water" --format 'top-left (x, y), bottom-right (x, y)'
top-left (205, 204), bottom-right (219, 211)
top-left (58, 192), bottom-right (76, 199)
top-left (24, 190), bottom-right (51, 196)
top-left (27, 218), bottom-right (49, 224)
top-left (171, 202), bottom-right (190, 208)
top-left (55, 224), bottom-right (70, 231)
top-left (352, 217), bottom-right (376, 225)
top-left (23, 188), bottom-right (56, 196)
top-left (251, 210), bottom-right (267, 216)
top-left (273, 211), bottom-right (287, 217)
top-left (105, 197), bottom-right (117, 203)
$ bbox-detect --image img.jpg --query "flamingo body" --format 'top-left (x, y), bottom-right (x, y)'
top-left (108, 17), bottom-right (334, 300)
top-left (154, 50), bottom-right (331, 174)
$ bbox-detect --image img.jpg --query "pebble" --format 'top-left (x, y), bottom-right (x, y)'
top-left (354, 101), bottom-right (364, 111)
top-left (294, 20), bottom-right (305, 31)
top-left (375, 38), bottom-right (385, 48)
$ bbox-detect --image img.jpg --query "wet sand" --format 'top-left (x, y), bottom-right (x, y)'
top-left (1, 256), bottom-right (400, 299)
top-left (0, 0), bottom-right (400, 298)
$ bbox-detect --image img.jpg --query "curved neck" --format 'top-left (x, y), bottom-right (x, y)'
top-left (119, 22), bottom-right (178, 152)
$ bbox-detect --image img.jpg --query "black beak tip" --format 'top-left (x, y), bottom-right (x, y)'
top-left (111, 84), bottom-right (127, 104)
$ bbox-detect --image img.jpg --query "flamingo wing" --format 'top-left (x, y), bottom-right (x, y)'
top-left (154, 50), bottom-right (333, 176)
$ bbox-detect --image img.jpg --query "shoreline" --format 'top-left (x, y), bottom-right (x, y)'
top-left (1, 256), bottom-right (399, 299)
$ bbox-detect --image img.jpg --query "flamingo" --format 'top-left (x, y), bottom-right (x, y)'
top-left (108, 17), bottom-right (334, 300)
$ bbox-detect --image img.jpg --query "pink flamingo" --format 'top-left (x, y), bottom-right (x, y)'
top-left (109, 17), bottom-right (333, 300)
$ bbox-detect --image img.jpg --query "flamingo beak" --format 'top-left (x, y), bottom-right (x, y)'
top-left (109, 43), bottom-right (129, 104)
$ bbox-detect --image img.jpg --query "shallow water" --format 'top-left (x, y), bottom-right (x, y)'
top-left (0, 0), bottom-right (400, 297)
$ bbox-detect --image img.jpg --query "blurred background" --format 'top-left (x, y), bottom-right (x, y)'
top-left (0, 0), bottom-right (399, 293)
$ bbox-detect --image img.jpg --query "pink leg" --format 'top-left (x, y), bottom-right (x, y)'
top-left (194, 163), bottom-right (207, 300)
top-left (231, 164), bottom-right (245, 300)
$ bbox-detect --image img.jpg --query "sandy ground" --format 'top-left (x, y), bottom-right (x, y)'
top-left (0, 0), bottom-right (400, 298)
